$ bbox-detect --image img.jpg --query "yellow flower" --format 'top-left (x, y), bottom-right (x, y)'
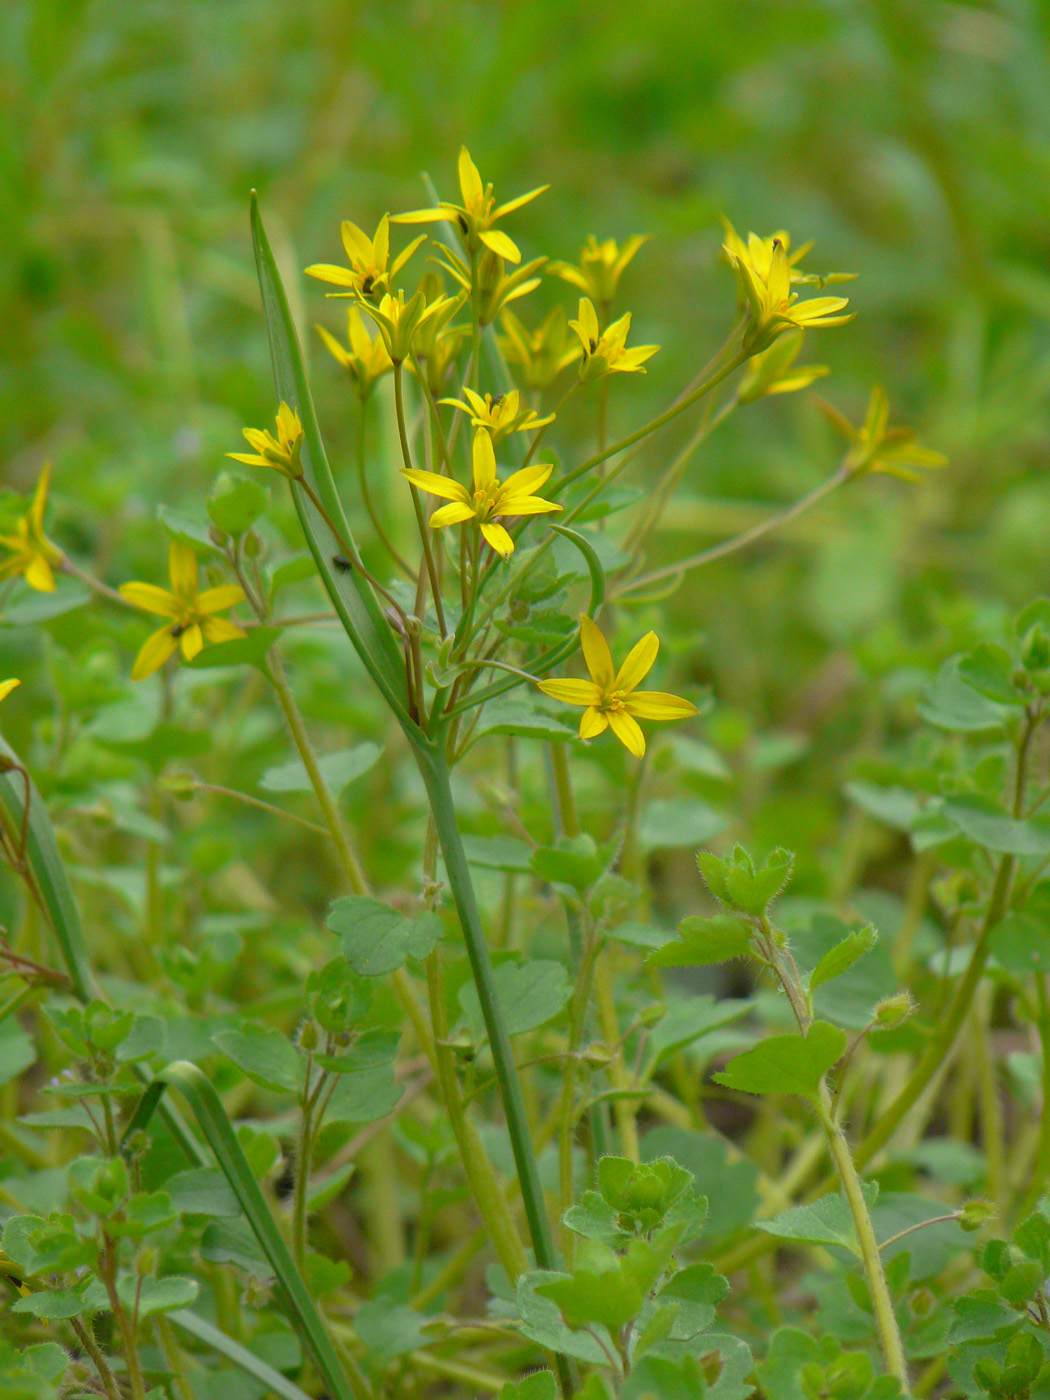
top-left (439, 388), bottom-right (554, 446)
top-left (723, 231), bottom-right (853, 354)
top-left (549, 234), bottom-right (649, 308)
top-left (568, 298), bottom-right (659, 383)
top-left (360, 287), bottom-right (457, 364)
top-left (316, 306), bottom-right (393, 400)
top-left (433, 242), bottom-right (546, 326)
top-left (401, 429), bottom-right (561, 560)
top-left (228, 403), bottom-right (305, 480)
top-left (722, 222), bottom-right (813, 287)
top-left (391, 146), bottom-right (547, 265)
top-left (538, 614), bottom-right (698, 758)
top-left (304, 215), bottom-right (426, 297)
top-left (120, 542), bottom-right (246, 682)
top-left (0, 464), bottom-right (65, 593)
top-left (499, 306), bottom-right (581, 390)
top-left (0, 679), bottom-right (20, 705)
top-left (737, 331), bottom-right (829, 404)
top-left (816, 386), bottom-right (949, 482)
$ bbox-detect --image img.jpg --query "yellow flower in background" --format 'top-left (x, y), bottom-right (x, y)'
top-left (549, 234), bottom-right (649, 308)
top-left (726, 236), bottom-right (853, 354)
top-left (569, 298), bottom-right (659, 383)
top-left (360, 287), bottom-right (457, 364)
top-left (304, 215), bottom-right (426, 297)
top-left (0, 679), bottom-right (20, 705)
top-left (401, 429), bottom-right (561, 560)
top-left (439, 387), bottom-right (554, 446)
top-left (120, 542), bottom-right (246, 681)
top-left (316, 306), bottom-right (393, 400)
top-left (392, 146), bottom-right (547, 265)
top-left (538, 614), bottom-right (698, 758)
top-left (737, 331), bottom-right (829, 404)
top-left (228, 403), bottom-right (305, 480)
top-left (500, 306), bottom-right (582, 390)
top-left (0, 463), bottom-right (65, 593)
top-left (816, 386), bottom-right (949, 482)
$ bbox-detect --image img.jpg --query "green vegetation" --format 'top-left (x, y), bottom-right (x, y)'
top-left (3, 4), bottom-right (1050, 1398)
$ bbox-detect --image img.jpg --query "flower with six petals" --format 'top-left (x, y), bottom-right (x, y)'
top-left (499, 306), bottom-right (582, 390)
top-left (120, 542), bottom-right (246, 682)
top-left (316, 307), bottom-right (393, 400)
top-left (815, 386), bottom-right (949, 482)
top-left (228, 403), bottom-right (305, 480)
top-left (569, 298), bottom-right (659, 383)
top-left (392, 147), bottom-right (547, 266)
top-left (0, 464), bottom-right (65, 593)
top-left (549, 234), bottom-right (649, 308)
top-left (439, 388), bottom-right (554, 446)
top-left (401, 430), bottom-right (561, 560)
top-left (304, 215), bottom-right (426, 298)
top-left (538, 614), bottom-right (698, 758)
top-left (723, 234), bottom-right (853, 354)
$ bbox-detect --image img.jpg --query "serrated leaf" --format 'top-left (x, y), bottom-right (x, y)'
top-left (713, 1021), bottom-right (847, 1100)
top-left (756, 1188), bottom-right (877, 1253)
top-left (809, 924), bottom-right (878, 993)
top-left (11, 1288), bottom-right (88, 1320)
top-left (212, 1024), bottom-right (301, 1093)
top-left (648, 915), bottom-right (752, 968)
top-left (327, 897), bottom-right (443, 976)
top-left (260, 742), bottom-right (383, 794)
top-left (460, 959), bottom-right (572, 1038)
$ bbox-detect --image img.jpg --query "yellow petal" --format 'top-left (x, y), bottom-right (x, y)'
top-left (180, 624), bottom-right (204, 660)
top-left (401, 468), bottom-right (469, 503)
top-left (341, 221), bottom-right (373, 264)
top-left (624, 690), bottom-right (699, 720)
top-left (202, 616), bottom-right (246, 644)
top-left (24, 553), bottom-right (56, 592)
top-left (388, 208), bottom-right (448, 225)
top-left (614, 631), bottom-right (659, 693)
top-left (479, 228), bottom-right (521, 264)
top-left (304, 263), bottom-right (360, 287)
top-left (372, 215), bottom-right (390, 269)
top-left (168, 541), bottom-right (199, 598)
top-left (472, 429), bottom-right (497, 491)
top-left (497, 495), bottom-right (561, 516)
top-left (198, 584), bottom-right (245, 615)
top-left (578, 613), bottom-right (614, 689)
top-left (316, 324), bottom-right (350, 368)
top-left (579, 706), bottom-right (609, 740)
top-left (119, 582), bottom-right (181, 617)
top-left (500, 462), bottom-right (553, 497)
top-left (480, 521), bottom-right (514, 558)
top-left (576, 298), bottom-right (599, 344)
top-left (429, 500), bottom-right (477, 528)
top-left (458, 147), bottom-right (484, 210)
top-left (492, 185), bottom-right (549, 219)
top-left (607, 708), bottom-right (646, 757)
top-left (537, 678), bottom-right (602, 706)
top-left (29, 462), bottom-right (51, 534)
top-left (0, 679), bottom-right (20, 704)
top-left (131, 627), bottom-right (179, 681)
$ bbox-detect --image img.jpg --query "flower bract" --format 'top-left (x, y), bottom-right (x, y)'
top-left (0, 464), bottom-right (65, 593)
top-left (401, 429), bottom-right (561, 560)
top-left (538, 614), bottom-right (698, 757)
top-left (120, 542), bottom-right (246, 681)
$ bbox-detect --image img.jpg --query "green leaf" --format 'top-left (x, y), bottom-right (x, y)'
top-left (354, 1299), bottom-right (428, 1359)
top-left (515, 1271), bottom-right (610, 1365)
top-left (640, 1127), bottom-right (759, 1237)
top-left (460, 959), bottom-right (572, 1038)
top-left (919, 657), bottom-right (1012, 732)
top-left (212, 1024), bottom-right (301, 1094)
top-left (500, 1372), bottom-right (558, 1400)
top-left (944, 795), bottom-right (1050, 856)
top-left (756, 1189), bottom-right (875, 1253)
top-left (713, 1021), bottom-right (848, 1100)
top-left (11, 1288), bottom-right (89, 1320)
top-left (186, 625), bottom-right (282, 673)
top-left (208, 471), bottom-right (270, 536)
top-left (538, 1264), bottom-right (643, 1332)
top-left (117, 1274), bottom-right (199, 1317)
top-left (322, 1065), bottom-right (402, 1125)
top-left (157, 504), bottom-right (215, 549)
top-left (166, 1167), bottom-right (241, 1217)
top-left (989, 912), bottom-right (1050, 974)
top-left (475, 699), bottom-right (575, 741)
top-left (724, 847), bottom-right (794, 914)
top-left (270, 554), bottom-right (318, 595)
top-left (639, 798), bottom-right (727, 851)
top-left (327, 896), bottom-right (443, 977)
top-left (549, 523), bottom-right (606, 617)
top-left (260, 742), bottom-right (383, 794)
top-left (844, 781), bottom-right (922, 833)
top-left (958, 644), bottom-right (1026, 705)
top-left (531, 835), bottom-right (603, 890)
top-left (1, 583), bottom-right (90, 626)
top-left (462, 835), bottom-right (534, 872)
top-left (809, 924), bottom-right (878, 993)
top-left (648, 914), bottom-right (753, 968)
top-left (0, 1019), bottom-right (36, 1087)
top-left (170, 1310), bottom-right (318, 1400)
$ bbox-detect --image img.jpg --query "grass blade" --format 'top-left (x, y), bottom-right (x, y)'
top-left (123, 1061), bottom-right (368, 1400)
top-left (169, 1309), bottom-right (317, 1400)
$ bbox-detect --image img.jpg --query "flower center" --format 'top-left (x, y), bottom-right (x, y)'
top-left (600, 688), bottom-right (628, 712)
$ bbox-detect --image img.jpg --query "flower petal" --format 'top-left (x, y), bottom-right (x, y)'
top-left (537, 678), bottom-right (602, 706)
top-left (429, 500), bottom-right (477, 528)
top-left (480, 521), bottom-right (514, 558)
top-left (499, 462), bottom-right (553, 498)
top-left (202, 616), bottom-right (246, 644)
top-left (472, 430), bottom-right (497, 491)
top-left (614, 630), bottom-right (658, 693)
top-left (479, 229), bottom-right (521, 264)
top-left (198, 584), bottom-right (246, 615)
top-left (180, 624), bottom-right (204, 660)
top-left (168, 541), bottom-right (199, 599)
top-left (492, 185), bottom-right (549, 219)
top-left (131, 627), bottom-right (179, 681)
top-left (458, 147), bottom-right (484, 209)
top-left (498, 495), bottom-right (562, 516)
top-left (119, 583), bottom-right (181, 617)
top-left (0, 678), bottom-right (20, 704)
top-left (24, 553), bottom-right (56, 592)
top-left (304, 263), bottom-right (360, 287)
top-left (607, 708), bottom-right (646, 757)
top-left (401, 468), bottom-right (470, 503)
top-left (579, 706), bottom-right (609, 740)
top-left (624, 690), bottom-right (699, 720)
top-left (29, 462), bottom-right (51, 534)
top-left (578, 613), bottom-right (614, 689)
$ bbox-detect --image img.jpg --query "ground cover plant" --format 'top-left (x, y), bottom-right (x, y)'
top-left (4, 5), bottom-right (1050, 1398)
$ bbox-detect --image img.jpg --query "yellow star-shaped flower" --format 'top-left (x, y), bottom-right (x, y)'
top-left (568, 299), bottom-right (659, 383)
top-left (723, 235), bottom-right (853, 354)
top-left (304, 214), bottom-right (426, 297)
top-left (538, 614), bottom-right (698, 758)
top-left (227, 403), bottom-right (305, 480)
top-left (816, 386), bottom-right (948, 482)
top-left (316, 306), bottom-right (393, 400)
top-left (401, 429), bottom-right (561, 560)
top-left (392, 146), bottom-right (547, 266)
top-left (119, 542), bottom-right (246, 681)
top-left (549, 234), bottom-right (649, 308)
top-left (500, 306), bottom-right (582, 390)
top-left (439, 388), bottom-right (554, 446)
top-left (0, 464), bottom-right (65, 593)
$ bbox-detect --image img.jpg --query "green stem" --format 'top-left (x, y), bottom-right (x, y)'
top-left (1020, 974), bottom-right (1050, 1219)
top-left (292, 1051), bottom-right (315, 1270)
top-left (394, 363), bottom-right (447, 638)
top-left (550, 743), bottom-right (580, 840)
top-left (71, 1317), bottom-right (121, 1400)
top-left (817, 1087), bottom-right (910, 1391)
top-left (593, 948), bottom-right (639, 1162)
top-left (356, 397), bottom-right (415, 579)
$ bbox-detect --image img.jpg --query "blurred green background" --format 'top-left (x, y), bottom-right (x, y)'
top-left (2, 0), bottom-right (1050, 901)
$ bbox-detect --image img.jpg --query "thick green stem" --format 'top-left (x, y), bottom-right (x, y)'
top-left (817, 1088), bottom-right (909, 1391)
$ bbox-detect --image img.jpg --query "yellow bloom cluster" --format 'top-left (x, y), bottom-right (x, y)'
top-left (0, 464), bottom-right (64, 593)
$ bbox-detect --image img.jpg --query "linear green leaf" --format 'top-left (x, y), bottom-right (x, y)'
top-left (122, 1060), bottom-right (367, 1400)
top-left (169, 1309), bottom-right (317, 1400)
top-left (249, 192), bottom-right (408, 722)
top-left (549, 522), bottom-right (606, 619)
